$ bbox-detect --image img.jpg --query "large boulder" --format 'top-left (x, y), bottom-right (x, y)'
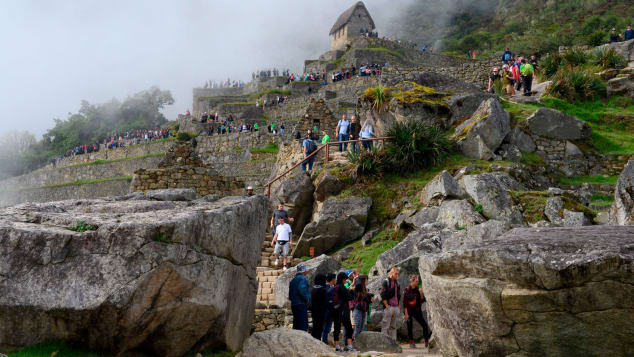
top-left (420, 170), bottom-right (465, 205)
top-left (271, 173), bottom-right (314, 235)
top-left (460, 173), bottom-right (525, 225)
top-left (506, 127), bottom-right (536, 153)
top-left (312, 173), bottom-right (343, 202)
top-left (526, 108), bottom-right (592, 140)
top-left (292, 197), bottom-right (371, 258)
top-left (607, 74), bottom-right (634, 99)
top-left (274, 254), bottom-right (341, 307)
top-left (451, 98), bottom-right (511, 160)
top-left (353, 331), bottom-right (402, 353)
top-left (0, 195), bottom-right (269, 356)
top-left (443, 219), bottom-right (509, 251)
top-left (404, 207), bottom-right (440, 229)
top-left (610, 160), bottom-right (634, 225)
top-left (436, 200), bottom-right (485, 229)
top-left (446, 92), bottom-right (496, 127)
top-left (237, 328), bottom-right (332, 357)
top-left (419, 226), bottom-right (634, 357)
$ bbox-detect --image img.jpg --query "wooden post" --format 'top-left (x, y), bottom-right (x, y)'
top-left (325, 144), bottom-right (329, 164)
top-left (265, 184), bottom-right (270, 198)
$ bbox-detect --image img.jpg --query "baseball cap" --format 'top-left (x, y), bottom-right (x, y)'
top-left (247, 186), bottom-right (253, 190)
top-left (345, 269), bottom-right (353, 276)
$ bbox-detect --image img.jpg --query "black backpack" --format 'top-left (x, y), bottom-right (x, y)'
top-left (306, 139), bottom-right (317, 154)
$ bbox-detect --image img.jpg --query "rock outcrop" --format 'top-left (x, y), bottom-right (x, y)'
top-left (353, 331), bottom-right (402, 353)
top-left (420, 170), bottom-right (465, 205)
top-left (436, 200), bottom-right (485, 229)
top-left (274, 254), bottom-right (341, 307)
top-left (0, 193), bottom-right (268, 356)
top-left (526, 108), bottom-right (592, 140)
top-left (292, 197), bottom-right (371, 258)
top-left (610, 160), bottom-right (634, 225)
top-left (460, 173), bottom-right (525, 225)
top-left (451, 98), bottom-right (511, 160)
top-left (270, 172), bottom-right (315, 235)
top-left (442, 219), bottom-right (508, 251)
top-left (419, 226), bottom-right (634, 357)
top-left (237, 328), bottom-right (332, 357)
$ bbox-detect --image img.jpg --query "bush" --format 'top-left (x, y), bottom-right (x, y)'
top-left (540, 53), bottom-right (562, 79)
top-left (384, 120), bottom-right (454, 173)
top-left (546, 67), bottom-right (605, 102)
top-left (177, 132), bottom-right (193, 141)
top-left (561, 48), bottom-right (590, 67)
top-left (587, 30), bottom-right (606, 47)
top-left (347, 148), bottom-right (387, 176)
top-left (361, 85), bottom-right (391, 113)
top-left (592, 48), bottom-right (627, 70)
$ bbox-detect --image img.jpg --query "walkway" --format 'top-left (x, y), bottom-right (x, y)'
top-left (256, 234), bottom-right (303, 306)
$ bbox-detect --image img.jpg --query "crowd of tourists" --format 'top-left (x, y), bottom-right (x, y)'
top-left (609, 25), bottom-right (633, 43)
top-left (256, 95), bottom-right (289, 108)
top-left (203, 79), bottom-right (245, 89)
top-left (270, 205), bottom-right (432, 352)
top-left (253, 68), bottom-right (291, 79)
top-left (488, 49), bottom-right (539, 97)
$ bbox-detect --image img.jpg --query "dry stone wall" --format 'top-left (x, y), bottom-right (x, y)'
top-left (0, 179), bottom-right (131, 207)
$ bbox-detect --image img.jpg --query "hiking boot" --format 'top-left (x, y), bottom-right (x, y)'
top-left (274, 258), bottom-right (279, 266)
top-left (334, 345), bottom-right (343, 352)
top-left (345, 346), bottom-right (359, 353)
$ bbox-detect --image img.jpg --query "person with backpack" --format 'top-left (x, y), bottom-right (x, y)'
top-left (404, 275), bottom-right (432, 349)
top-left (380, 267), bottom-right (401, 341)
top-left (520, 58), bottom-right (534, 96)
top-left (349, 116), bottom-right (361, 153)
top-left (288, 263), bottom-right (311, 331)
top-left (310, 273), bottom-right (328, 340)
top-left (301, 132), bottom-right (317, 172)
top-left (335, 115), bottom-right (350, 152)
top-left (352, 275), bottom-right (373, 339)
top-left (321, 273), bottom-right (337, 344)
top-left (502, 48), bottom-right (513, 63)
top-left (332, 272), bottom-right (358, 353)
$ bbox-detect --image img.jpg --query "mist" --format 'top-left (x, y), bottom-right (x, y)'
top-left (0, 0), bottom-right (418, 138)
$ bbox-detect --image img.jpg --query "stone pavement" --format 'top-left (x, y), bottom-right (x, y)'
top-left (323, 342), bottom-right (442, 357)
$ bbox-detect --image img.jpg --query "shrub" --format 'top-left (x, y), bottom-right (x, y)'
top-left (561, 48), bottom-right (590, 67)
top-left (587, 30), bottom-right (606, 47)
top-left (540, 53), bottom-right (562, 79)
top-left (546, 67), bottom-right (605, 102)
top-left (384, 120), bottom-right (454, 173)
top-left (347, 147), bottom-right (387, 176)
top-left (361, 85), bottom-right (391, 113)
top-left (68, 220), bottom-right (97, 232)
top-left (177, 132), bottom-right (193, 141)
top-left (592, 48), bottom-right (627, 70)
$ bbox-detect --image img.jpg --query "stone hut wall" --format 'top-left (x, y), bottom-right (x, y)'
top-left (297, 98), bottom-right (339, 139)
top-left (132, 166), bottom-right (244, 197)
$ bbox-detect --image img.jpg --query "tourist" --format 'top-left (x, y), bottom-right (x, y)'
top-left (625, 25), bottom-right (633, 41)
top-left (487, 67), bottom-right (501, 94)
top-left (502, 65), bottom-right (515, 97)
top-left (332, 272), bottom-right (357, 353)
top-left (380, 267), bottom-right (401, 340)
top-left (322, 273), bottom-right (337, 344)
top-left (502, 48), bottom-right (513, 63)
top-left (321, 130), bottom-right (330, 145)
top-left (335, 115), bottom-right (350, 152)
top-left (610, 28), bottom-right (622, 43)
top-left (520, 59), bottom-right (534, 96)
top-left (301, 133), bottom-right (318, 172)
top-left (530, 55), bottom-right (539, 75)
top-left (352, 275), bottom-right (371, 339)
top-left (246, 186), bottom-right (254, 196)
top-left (271, 203), bottom-right (294, 232)
top-left (360, 118), bottom-right (375, 150)
top-left (289, 263), bottom-right (311, 331)
top-left (271, 217), bottom-right (292, 270)
top-left (349, 116), bottom-right (361, 153)
top-left (310, 273), bottom-right (328, 340)
top-left (404, 275), bottom-right (432, 348)
top-left (514, 56), bottom-right (523, 91)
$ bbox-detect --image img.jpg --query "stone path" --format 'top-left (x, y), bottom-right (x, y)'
top-left (256, 236), bottom-right (302, 306)
top-left (326, 343), bottom-right (442, 357)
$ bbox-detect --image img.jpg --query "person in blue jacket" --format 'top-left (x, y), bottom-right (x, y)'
top-left (289, 263), bottom-right (311, 331)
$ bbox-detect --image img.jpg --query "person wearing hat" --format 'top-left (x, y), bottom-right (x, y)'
top-left (246, 186), bottom-right (254, 196)
top-left (487, 67), bottom-right (501, 94)
top-left (501, 64), bottom-right (515, 97)
top-left (289, 262), bottom-right (311, 331)
top-left (610, 28), bottom-right (622, 43)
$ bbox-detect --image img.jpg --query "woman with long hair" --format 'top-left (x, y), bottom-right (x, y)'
top-left (332, 272), bottom-right (358, 353)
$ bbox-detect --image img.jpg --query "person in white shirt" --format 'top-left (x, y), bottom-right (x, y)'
top-left (271, 217), bottom-right (292, 270)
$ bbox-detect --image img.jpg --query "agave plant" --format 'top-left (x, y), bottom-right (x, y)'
top-left (385, 120), bottom-right (454, 173)
top-left (361, 85), bottom-right (391, 113)
top-left (593, 48), bottom-right (627, 70)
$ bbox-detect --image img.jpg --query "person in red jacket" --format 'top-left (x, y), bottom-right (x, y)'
top-left (403, 275), bottom-right (432, 349)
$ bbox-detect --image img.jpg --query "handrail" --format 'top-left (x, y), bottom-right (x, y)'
top-left (265, 136), bottom-right (392, 197)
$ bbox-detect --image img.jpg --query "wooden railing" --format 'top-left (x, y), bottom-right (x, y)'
top-left (265, 136), bottom-right (391, 197)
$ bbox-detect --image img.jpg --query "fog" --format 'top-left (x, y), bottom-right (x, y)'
top-left (0, 0), bottom-right (418, 138)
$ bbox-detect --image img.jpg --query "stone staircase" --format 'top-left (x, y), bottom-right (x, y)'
top-left (256, 236), bottom-right (303, 306)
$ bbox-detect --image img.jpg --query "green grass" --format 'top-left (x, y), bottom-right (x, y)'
top-left (501, 100), bottom-right (541, 127)
top-left (558, 175), bottom-right (618, 185)
top-left (250, 143), bottom-right (279, 154)
top-left (367, 47), bottom-right (404, 59)
top-left (68, 220), bottom-right (97, 232)
top-left (591, 193), bottom-right (614, 207)
top-left (336, 228), bottom-right (406, 274)
top-left (247, 89), bottom-right (291, 100)
top-left (511, 191), bottom-right (597, 223)
top-left (520, 152), bottom-right (545, 166)
top-left (67, 153), bottom-right (165, 168)
top-left (8, 342), bottom-right (236, 357)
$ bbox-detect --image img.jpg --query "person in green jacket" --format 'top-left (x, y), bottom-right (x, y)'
top-left (520, 59), bottom-right (534, 96)
top-left (321, 130), bottom-right (330, 145)
top-left (254, 123), bottom-right (259, 131)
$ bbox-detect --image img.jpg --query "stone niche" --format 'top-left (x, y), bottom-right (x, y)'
top-left (133, 141), bottom-right (244, 197)
top-left (297, 98), bottom-right (339, 139)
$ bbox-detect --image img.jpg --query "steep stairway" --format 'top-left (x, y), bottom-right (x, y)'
top-left (256, 235), bottom-right (303, 306)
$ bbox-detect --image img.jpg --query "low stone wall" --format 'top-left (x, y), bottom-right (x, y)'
top-left (252, 308), bottom-right (292, 332)
top-left (133, 167), bottom-right (244, 197)
top-left (0, 179), bottom-right (131, 207)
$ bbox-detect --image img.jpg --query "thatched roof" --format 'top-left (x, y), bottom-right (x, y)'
top-left (329, 1), bottom-right (375, 36)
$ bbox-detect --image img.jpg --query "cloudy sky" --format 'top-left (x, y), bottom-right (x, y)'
top-left (0, 0), bottom-right (414, 138)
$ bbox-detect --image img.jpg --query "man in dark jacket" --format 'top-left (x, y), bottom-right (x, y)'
top-left (289, 263), bottom-right (311, 331)
top-left (310, 273), bottom-right (328, 340)
top-left (380, 267), bottom-right (401, 340)
top-left (349, 115), bottom-right (361, 153)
